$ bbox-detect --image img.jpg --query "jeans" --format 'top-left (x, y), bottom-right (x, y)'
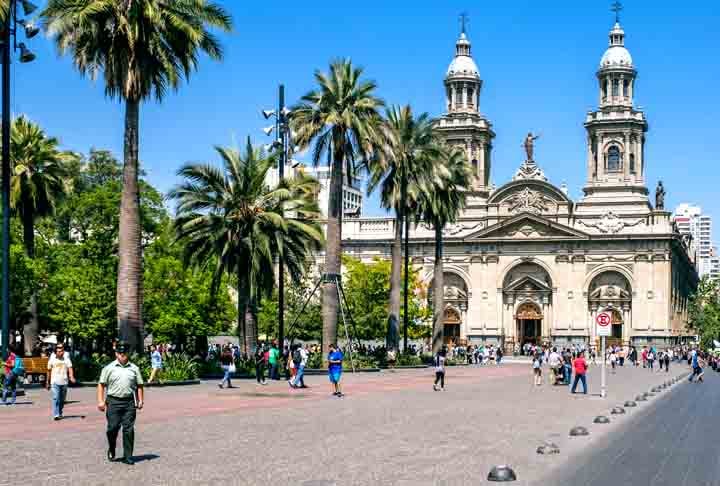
top-left (292, 365), bottom-right (305, 387)
top-left (563, 364), bottom-right (571, 385)
top-left (434, 371), bottom-right (445, 388)
top-left (571, 373), bottom-right (587, 394)
top-left (255, 362), bottom-right (265, 384)
top-left (52, 384), bottom-right (68, 417)
top-left (688, 366), bottom-right (700, 382)
top-left (2, 373), bottom-right (17, 404)
top-left (221, 366), bottom-right (232, 387)
top-left (270, 363), bottom-right (279, 380)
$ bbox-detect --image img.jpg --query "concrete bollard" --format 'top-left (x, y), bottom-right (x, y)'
top-left (487, 465), bottom-right (517, 482)
top-left (569, 426), bottom-right (589, 436)
top-left (611, 406), bottom-right (626, 414)
top-left (594, 415), bottom-right (610, 424)
top-left (624, 400), bottom-right (637, 407)
top-left (537, 443), bottom-right (560, 455)
top-left (635, 394), bottom-right (647, 401)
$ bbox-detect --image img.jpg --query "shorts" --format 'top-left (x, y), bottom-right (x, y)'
top-left (533, 368), bottom-right (541, 376)
top-left (329, 369), bottom-right (342, 384)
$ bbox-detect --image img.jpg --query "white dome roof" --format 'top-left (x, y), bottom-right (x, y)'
top-left (600, 46), bottom-right (633, 68)
top-left (447, 55), bottom-right (479, 77)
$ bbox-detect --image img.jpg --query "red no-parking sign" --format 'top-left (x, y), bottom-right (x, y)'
top-left (596, 312), bottom-right (612, 337)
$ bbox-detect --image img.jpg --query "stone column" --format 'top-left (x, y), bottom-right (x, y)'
top-left (620, 74), bottom-right (625, 102)
top-left (623, 131), bottom-right (630, 179)
top-left (597, 135), bottom-right (606, 180)
top-left (629, 78), bottom-right (634, 104)
top-left (451, 85), bottom-right (456, 112)
top-left (478, 140), bottom-right (486, 188)
top-left (462, 83), bottom-right (467, 110)
top-left (606, 77), bottom-right (611, 104)
top-left (587, 135), bottom-right (595, 182)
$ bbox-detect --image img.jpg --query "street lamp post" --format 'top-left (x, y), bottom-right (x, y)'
top-left (262, 85), bottom-right (292, 351)
top-left (1, 0), bottom-right (37, 359)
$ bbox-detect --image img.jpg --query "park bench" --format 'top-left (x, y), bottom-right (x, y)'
top-left (23, 357), bottom-right (49, 383)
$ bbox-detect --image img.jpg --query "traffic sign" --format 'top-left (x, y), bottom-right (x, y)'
top-left (596, 312), bottom-right (611, 337)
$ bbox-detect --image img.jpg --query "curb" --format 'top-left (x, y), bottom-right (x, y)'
top-left (76, 379), bottom-right (201, 387)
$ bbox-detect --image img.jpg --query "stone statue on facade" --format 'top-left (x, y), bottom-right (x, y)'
top-left (655, 180), bottom-right (666, 210)
top-left (523, 132), bottom-right (540, 161)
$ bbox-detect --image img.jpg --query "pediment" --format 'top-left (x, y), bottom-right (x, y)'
top-left (487, 179), bottom-right (573, 216)
top-left (467, 213), bottom-right (589, 241)
top-left (504, 275), bottom-right (552, 293)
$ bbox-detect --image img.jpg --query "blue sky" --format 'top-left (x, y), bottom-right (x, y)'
top-left (14, 1), bottom-right (720, 240)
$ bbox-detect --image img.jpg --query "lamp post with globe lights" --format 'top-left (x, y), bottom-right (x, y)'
top-left (1, 0), bottom-right (38, 359)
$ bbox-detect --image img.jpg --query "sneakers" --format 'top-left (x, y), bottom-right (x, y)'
top-left (433, 384), bottom-right (438, 391)
top-left (53, 416), bottom-right (61, 421)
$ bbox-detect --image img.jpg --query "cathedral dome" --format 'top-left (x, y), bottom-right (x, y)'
top-left (599, 22), bottom-right (633, 69)
top-left (447, 33), bottom-right (480, 77)
top-left (600, 46), bottom-right (633, 68)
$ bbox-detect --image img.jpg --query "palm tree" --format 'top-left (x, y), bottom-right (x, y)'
top-left (43, 0), bottom-right (232, 351)
top-left (416, 148), bottom-right (472, 353)
top-left (171, 139), bottom-right (323, 353)
top-left (368, 105), bottom-right (442, 350)
top-left (291, 59), bottom-right (384, 354)
top-left (9, 116), bottom-right (73, 354)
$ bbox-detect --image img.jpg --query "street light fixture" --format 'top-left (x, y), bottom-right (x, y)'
top-left (262, 85), bottom-right (293, 351)
top-left (1, 0), bottom-right (38, 359)
top-left (17, 20), bottom-right (39, 39)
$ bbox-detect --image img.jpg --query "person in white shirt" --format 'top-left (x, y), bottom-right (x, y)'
top-left (46, 344), bottom-right (75, 420)
top-left (548, 347), bottom-right (562, 384)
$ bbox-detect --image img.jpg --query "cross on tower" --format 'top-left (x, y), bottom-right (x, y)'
top-left (459, 12), bottom-right (469, 34)
top-left (611, 1), bottom-right (623, 23)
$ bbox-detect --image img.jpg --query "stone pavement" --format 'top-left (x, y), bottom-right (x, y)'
top-left (0, 361), bottom-right (689, 486)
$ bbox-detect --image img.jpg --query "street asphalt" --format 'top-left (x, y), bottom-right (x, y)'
top-left (539, 369), bottom-right (720, 486)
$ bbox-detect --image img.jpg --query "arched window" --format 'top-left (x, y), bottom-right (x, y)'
top-left (607, 146), bottom-right (621, 171)
top-left (467, 88), bottom-right (474, 108)
top-left (471, 159), bottom-right (478, 175)
top-left (623, 79), bottom-right (629, 97)
top-left (629, 153), bottom-right (635, 173)
top-left (612, 79), bottom-right (619, 97)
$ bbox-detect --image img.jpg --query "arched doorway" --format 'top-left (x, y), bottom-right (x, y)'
top-left (515, 302), bottom-right (543, 352)
top-left (443, 307), bottom-right (462, 344)
top-left (588, 271), bottom-right (632, 347)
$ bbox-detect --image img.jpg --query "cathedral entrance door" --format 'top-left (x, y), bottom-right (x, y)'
top-left (515, 303), bottom-right (543, 354)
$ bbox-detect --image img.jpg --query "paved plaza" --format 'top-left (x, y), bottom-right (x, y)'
top-left (0, 362), bottom-right (693, 486)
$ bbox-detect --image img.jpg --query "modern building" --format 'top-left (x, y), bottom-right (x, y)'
top-left (337, 14), bottom-right (698, 350)
top-left (673, 203), bottom-right (713, 277)
top-left (709, 247), bottom-right (720, 282)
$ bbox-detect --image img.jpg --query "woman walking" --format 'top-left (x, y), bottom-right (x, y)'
top-left (532, 352), bottom-right (542, 386)
top-left (148, 345), bottom-right (163, 384)
top-left (433, 347), bottom-right (447, 391)
top-left (218, 346), bottom-right (235, 389)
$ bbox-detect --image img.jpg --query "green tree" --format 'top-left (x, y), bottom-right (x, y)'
top-left (8, 116), bottom-right (75, 354)
top-left (257, 277), bottom-right (323, 344)
top-left (291, 59), bottom-right (384, 354)
top-left (143, 221), bottom-right (235, 349)
top-left (171, 140), bottom-right (323, 353)
top-left (43, 0), bottom-right (233, 352)
top-left (688, 276), bottom-right (720, 350)
top-left (416, 148), bottom-right (472, 353)
top-left (368, 105), bottom-right (441, 349)
top-left (341, 255), bottom-right (428, 342)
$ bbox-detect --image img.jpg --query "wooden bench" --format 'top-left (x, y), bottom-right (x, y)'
top-left (23, 357), bottom-right (49, 382)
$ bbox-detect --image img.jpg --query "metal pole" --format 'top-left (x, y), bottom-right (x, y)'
top-left (1, 2), bottom-right (13, 360)
top-left (601, 335), bottom-right (606, 398)
top-left (277, 84), bottom-right (285, 351)
top-left (402, 200), bottom-right (409, 352)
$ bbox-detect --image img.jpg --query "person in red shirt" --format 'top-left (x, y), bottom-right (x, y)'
top-left (571, 351), bottom-right (588, 394)
top-left (2, 345), bottom-right (18, 405)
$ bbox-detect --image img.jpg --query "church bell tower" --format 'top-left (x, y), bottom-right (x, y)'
top-left (581, 6), bottom-right (649, 207)
top-left (434, 17), bottom-right (495, 197)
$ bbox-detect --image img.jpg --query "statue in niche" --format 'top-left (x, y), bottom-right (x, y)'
top-left (655, 180), bottom-right (666, 210)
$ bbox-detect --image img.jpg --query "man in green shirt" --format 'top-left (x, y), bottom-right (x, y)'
top-left (97, 341), bottom-right (144, 465)
top-left (269, 340), bottom-right (280, 380)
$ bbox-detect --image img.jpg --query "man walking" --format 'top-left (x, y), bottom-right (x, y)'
top-left (47, 344), bottom-right (75, 420)
top-left (327, 344), bottom-right (344, 397)
top-left (255, 343), bottom-right (267, 386)
top-left (571, 351), bottom-right (588, 394)
top-left (290, 345), bottom-right (308, 389)
top-left (97, 342), bottom-right (144, 465)
top-left (268, 341), bottom-right (280, 381)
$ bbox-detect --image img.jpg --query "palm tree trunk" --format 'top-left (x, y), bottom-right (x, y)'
top-left (22, 215), bottom-right (37, 356)
top-left (432, 223), bottom-right (444, 354)
top-left (387, 210), bottom-right (402, 349)
top-left (117, 99), bottom-right (143, 352)
top-left (237, 268), bottom-right (247, 354)
top-left (321, 138), bottom-right (343, 356)
top-left (244, 300), bottom-right (258, 353)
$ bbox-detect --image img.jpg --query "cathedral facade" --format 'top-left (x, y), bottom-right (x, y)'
top-left (340, 16), bottom-right (698, 350)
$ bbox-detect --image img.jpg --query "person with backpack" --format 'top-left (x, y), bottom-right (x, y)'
top-left (289, 344), bottom-right (308, 389)
top-left (47, 343), bottom-right (76, 420)
top-left (647, 349), bottom-right (655, 371)
top-left (2, 345), bottom-right (22, 405)
top-left (433, 347), bottom-right (447, 391)
top-left (254, 343), bottom-right (267, 386)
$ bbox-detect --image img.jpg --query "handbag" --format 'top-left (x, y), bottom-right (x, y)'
top-left (228, 363), bottom-right (236, 374)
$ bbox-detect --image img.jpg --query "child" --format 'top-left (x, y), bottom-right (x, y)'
top-left (533, 353), bottom-right (542, 386)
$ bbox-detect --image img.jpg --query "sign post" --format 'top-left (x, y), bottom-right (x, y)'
top-left (596, 312), bottom-right (612, 398)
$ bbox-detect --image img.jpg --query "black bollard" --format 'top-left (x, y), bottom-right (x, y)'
top-left (624, 400), bottom-right (637, 407)
top-left (594, 415), bottom-right (610, 424)
top-left (569, 426), bottom-right (589, 436)
top-left (635, 394), bottom-right (646, 401)
top-left (611, 406), bottom-right (626, 414)
top-left (487, 465), bottom-right (517, 482)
